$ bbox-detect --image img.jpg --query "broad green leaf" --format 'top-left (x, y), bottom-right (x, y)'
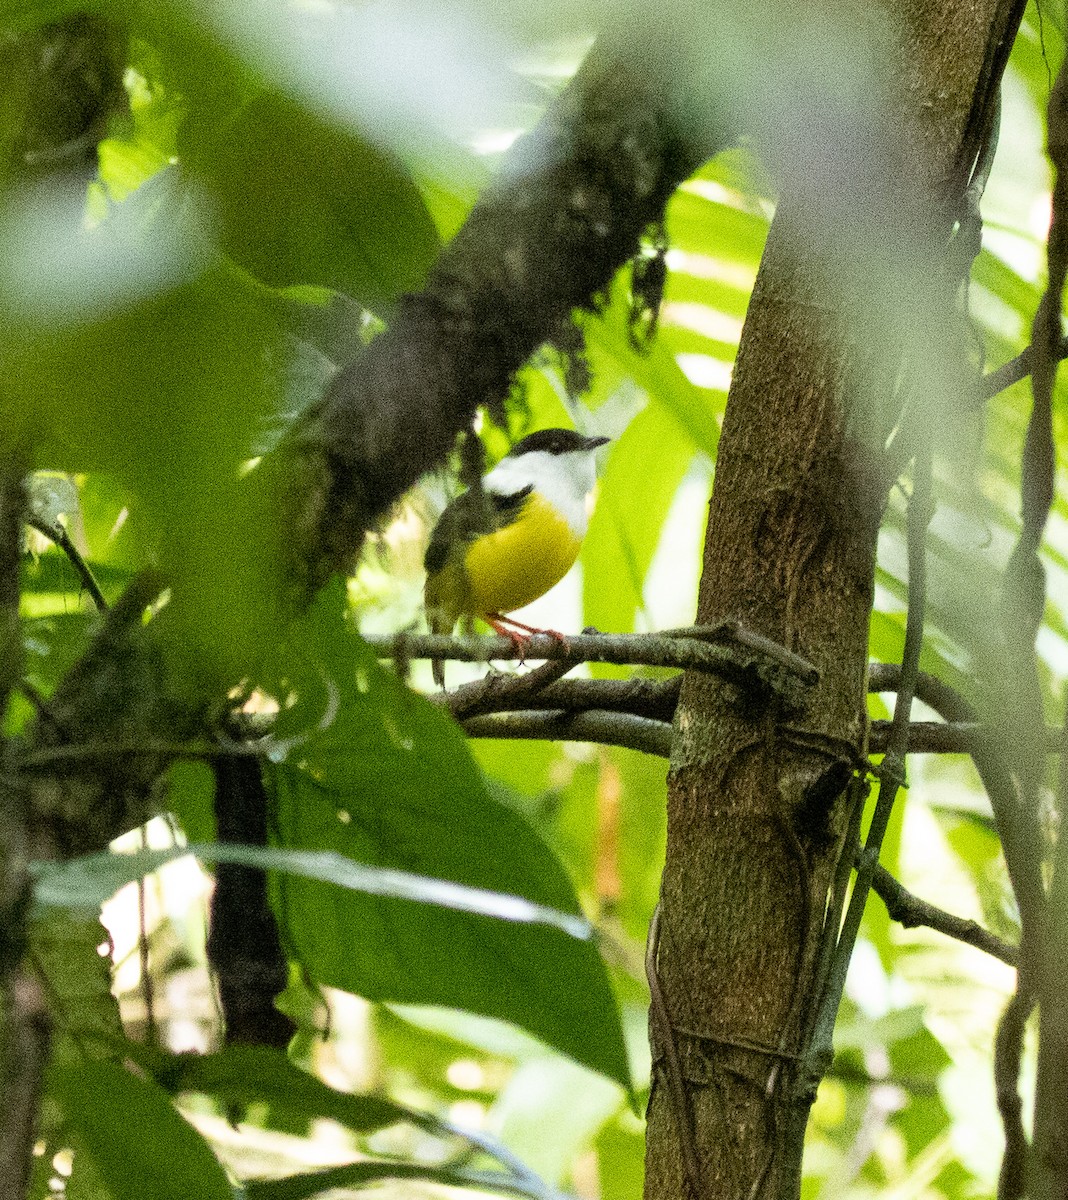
top-left (49, 1060), bottom-right (232, 1200)
top-left (19, 611), bottom-right (95, 691)
top-left (242, 1161), bottom-right (548, 1200)
top-left (583, 402), bottom-right (696, 638)
top-left (888, 1020), bottom-right (954, 1157)
top-left (264, 586), bottom-right (631, 1089)
top-left (31, 911), bottom-right (123, 1065)
top-left (2, 174), bottom-right (289, 667)
top-left (584, 296), bottom-right (722, 461)
top-left (165, 760), bottom-right (217, 846)
top-left (490, 1056), bottom-right (622, 1185)
top-left (597, 1114), bottom-right (647, 1200)
top-left (136, 1039), bottom-right (553, 1193)
top-left (135, 1043), bottom-right (406, 1134)
top-left (0, 0), bottom-right (93, 29)
top-left (31, 843), bottom-right (588, 940)
top-left (184, 91), bottom-right (440, 315)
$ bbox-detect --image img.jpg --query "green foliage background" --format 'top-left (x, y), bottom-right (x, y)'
top-left (6, 0), bottom-right (1067, 1196)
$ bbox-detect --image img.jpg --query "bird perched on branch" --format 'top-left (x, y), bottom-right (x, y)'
top-left (424, 428), bottom-right (610, 685)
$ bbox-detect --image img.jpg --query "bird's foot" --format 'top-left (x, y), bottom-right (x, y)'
top-left (486, 614), bottom-right (570, 663)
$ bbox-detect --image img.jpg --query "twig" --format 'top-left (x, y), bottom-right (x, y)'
top-left (136, 825), bottom-right (156, 1045)
top-left (659, 621), bottom-right (820, 683)
top-left (870, 718), bottom-right (1066, 755)
top-left (1031, 693), bottom-right (1068, 1190)
top-left (869, 665), bottom-right (1044, 936)
top-left (25, 514), bottom-right (108, 613)
top-left (442, 659), bottom-right (1068, 754)
top-left (25, 693), bottom-right (1068, 770)
top-left (979, 338), bottom-right (1068, 399)
top-left (869, 862), bottom-right (1017, 966)
top-left (416, 1111), bottom-right (564, 1200)
top-left (1020, 44), bottom-right (1068, 1200)
top-left (807, 778), bottom-right (867, 1054)
top-left (448, 656), bottom-right (579, 719)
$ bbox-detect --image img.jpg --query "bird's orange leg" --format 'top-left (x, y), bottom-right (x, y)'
top-left (486, 613), bottom-right (570, 664)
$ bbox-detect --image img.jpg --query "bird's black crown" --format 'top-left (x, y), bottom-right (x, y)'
top-left (508, 428), bottom-right (610, 457)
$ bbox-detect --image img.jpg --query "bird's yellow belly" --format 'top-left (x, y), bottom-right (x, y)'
top-left (464, 493), bottom-right (581, 616)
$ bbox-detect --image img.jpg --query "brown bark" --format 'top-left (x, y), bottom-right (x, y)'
top-left (644, 2), bottom-right (1024, 1196)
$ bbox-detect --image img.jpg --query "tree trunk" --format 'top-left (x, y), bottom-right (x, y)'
top-left (644, 1), bottom-right (1023, 1196)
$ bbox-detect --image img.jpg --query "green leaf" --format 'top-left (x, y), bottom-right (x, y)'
top-left (490, 1056), bottom-right (622, 1185)
top-left (184, 91), bottom-right (440, 315)
top-left (0, 0), bottom-right (90, 31)
top-left (265, 587), bottom-right (631, 1089)
top-left (166, 759), bottom-right (217, 846)
top-left (31, 843), bottom-right (589, 940)
top-left (136, 1043), bottom-right (406, 1133)
top-left (582, 401), bottom-right (696, 638)
top-left (49, 1060), bottom-right (233, 1200)
top-left (31, 910), bottom-right (123, 1067)
top-left (242, 1161), bottom-right (548, 1200)
top-left (584, 294), bottom-right (722, 461)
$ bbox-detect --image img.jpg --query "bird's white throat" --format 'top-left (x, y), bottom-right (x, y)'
top-left (484, 449), bottom-right (599, 537)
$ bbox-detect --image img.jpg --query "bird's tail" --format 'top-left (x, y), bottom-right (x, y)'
top-left (425, 563), bottom-right (463, 689)
top-left (425, 601), bottom-right (452, 689)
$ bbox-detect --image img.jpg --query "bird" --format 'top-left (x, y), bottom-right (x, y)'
top-left (424, 427), bottom-right (610, 685)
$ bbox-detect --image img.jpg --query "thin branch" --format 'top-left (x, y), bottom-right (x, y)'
top-left (870, 718), bottom-right (1066, 755)
top-left (367, 623), bottom-right (818, 702)
top-left (1031, 692), bottom-right (1068, 1196)
top-left (979, 337), bottom-right (1068, 399)
top-left (869, 862), bottom-right (1017, 966)
top-left (825, 1061), bottom-right (938, 1096)
top-left (26, 514), bottom-right (108, 613)
top-left (460, 710), bottom-right (673, 758)
top-left (435, 673), bottom-right (682, 722)
top-left (1021, 40), bottom-right (1068, 1200)
top-left (996, 989), bottom-right (1034, 1200)
top-left (869, 665), bottom-right (1045, 937)
top-left (447, 655), bottom-right (579, 720)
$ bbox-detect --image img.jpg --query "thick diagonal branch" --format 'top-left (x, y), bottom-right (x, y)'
top-left (272, 17), bottom-right (715, 586)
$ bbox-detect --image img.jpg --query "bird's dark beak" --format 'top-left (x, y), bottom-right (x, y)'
top-left (580, 435), bottom-right (610, 451)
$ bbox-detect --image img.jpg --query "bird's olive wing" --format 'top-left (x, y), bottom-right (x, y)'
top-left (423, 484), bottom-right (533, 573)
